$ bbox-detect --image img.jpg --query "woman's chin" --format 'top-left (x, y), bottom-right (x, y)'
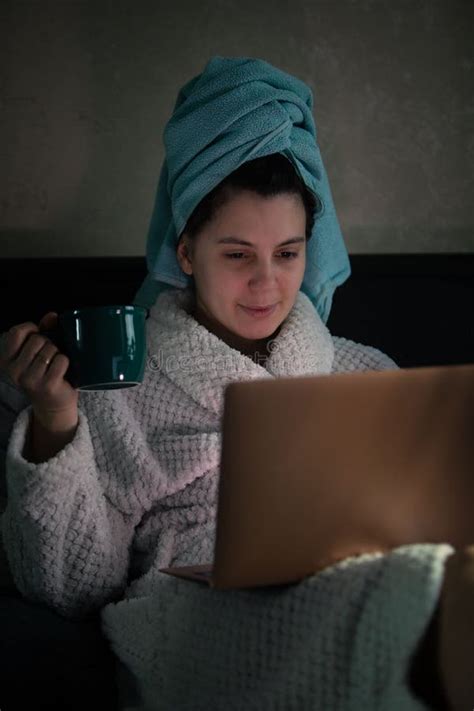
top-left (233, 320), bottom-right (281, 343)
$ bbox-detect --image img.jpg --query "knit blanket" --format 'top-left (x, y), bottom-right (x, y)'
top-left (102, 544), bottom-right (453, 711)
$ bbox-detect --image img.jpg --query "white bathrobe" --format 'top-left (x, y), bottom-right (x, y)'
top-left (2, 288), bottom-right (453, 710)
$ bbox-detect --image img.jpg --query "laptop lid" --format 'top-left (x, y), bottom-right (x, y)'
top-left (161, 364), bottom-right (474, 588)
top-left (209, 363), bottom-right (474, 589)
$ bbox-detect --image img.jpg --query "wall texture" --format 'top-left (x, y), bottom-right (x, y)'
top-left (1, 0), bottom-right (473, 257)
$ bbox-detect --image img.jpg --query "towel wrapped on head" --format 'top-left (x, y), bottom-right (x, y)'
top-left (134, 55), bottom-right (351, 323)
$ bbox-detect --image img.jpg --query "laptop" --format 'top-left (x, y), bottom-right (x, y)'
top-left (160, 363), bottom-right (474, 589)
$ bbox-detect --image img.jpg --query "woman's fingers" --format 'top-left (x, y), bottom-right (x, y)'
top-left (0, 317), bottom-right (78, 419)
top-left (33, 352), bottom-right (71, 394)
top-left (1, 321), bottom-right (38, 357)
top-left (9, 333), bottom-right (58, 385)
top-left (17, 343), bottom-right (60, 391)
top-left (0, 318), bottom-right (62, 391)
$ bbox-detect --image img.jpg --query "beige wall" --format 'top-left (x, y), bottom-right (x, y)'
top-left (1, 0), bottom-right (473, 257)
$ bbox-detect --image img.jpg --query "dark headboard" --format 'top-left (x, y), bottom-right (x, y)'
top-left (0, 254), bottom-right (472, 368)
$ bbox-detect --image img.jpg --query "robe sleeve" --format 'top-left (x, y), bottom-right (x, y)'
top-left (1, 397), bottom-right (150, 621)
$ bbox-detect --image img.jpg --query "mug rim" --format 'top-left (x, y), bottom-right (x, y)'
top-left (78, 380), bottom-right (142, 390)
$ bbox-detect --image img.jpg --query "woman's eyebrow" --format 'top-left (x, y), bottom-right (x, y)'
top-left (216, 236), bottom-right (305, 247)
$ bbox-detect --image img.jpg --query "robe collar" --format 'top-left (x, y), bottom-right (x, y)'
top-left (147, 288), bottom-right (334, 415)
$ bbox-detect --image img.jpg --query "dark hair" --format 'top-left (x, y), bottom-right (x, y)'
top-left (181, 153), bottom-right (320, 242)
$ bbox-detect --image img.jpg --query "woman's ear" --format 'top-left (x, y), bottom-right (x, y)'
top-left (176, 235), bottom-right (193, 276)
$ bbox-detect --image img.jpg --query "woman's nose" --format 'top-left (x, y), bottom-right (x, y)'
top-left (248, 260), bottom-right (277, 288)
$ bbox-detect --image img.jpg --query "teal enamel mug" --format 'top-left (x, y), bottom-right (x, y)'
top-left (44, 304), bottom-right (148, 390)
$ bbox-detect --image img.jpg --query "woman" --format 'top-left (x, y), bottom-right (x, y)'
top-left (0, 56), bottom-right (469, 710)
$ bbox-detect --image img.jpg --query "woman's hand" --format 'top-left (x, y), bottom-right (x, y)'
top-left (438, 545), bottom-right (474, 710)
top-left (0, 312), bottom-right (78, 429)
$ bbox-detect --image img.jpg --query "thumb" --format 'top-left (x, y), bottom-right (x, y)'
top-left (38, 311), bottom-right (58, 332)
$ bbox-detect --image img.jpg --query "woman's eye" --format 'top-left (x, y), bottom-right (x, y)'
top-left (224, 251), bottom-right (299, 260)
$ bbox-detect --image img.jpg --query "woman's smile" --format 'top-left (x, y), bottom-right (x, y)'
top-left (239, 303), bottom-right (278, 318)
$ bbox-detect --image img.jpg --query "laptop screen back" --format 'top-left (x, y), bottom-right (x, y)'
top-left (212, 364), bottom-right (474, 589)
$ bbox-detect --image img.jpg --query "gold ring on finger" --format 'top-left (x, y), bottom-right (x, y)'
top-left (37, 353), bottom-right (52, 366)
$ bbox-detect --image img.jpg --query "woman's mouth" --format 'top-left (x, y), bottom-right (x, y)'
top-left (239, 304), bottom-right (277, 318)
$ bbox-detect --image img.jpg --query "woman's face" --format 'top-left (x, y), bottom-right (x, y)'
top-left (176, 190), bottom-right (307, 348)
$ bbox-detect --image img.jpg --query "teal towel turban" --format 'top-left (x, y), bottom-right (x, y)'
top-left (134, 55), bottom-right (351, 324)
